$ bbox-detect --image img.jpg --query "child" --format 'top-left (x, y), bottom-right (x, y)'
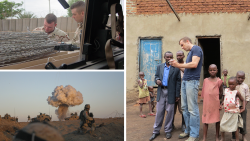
top-left (138, 72), bottom-right (153, 118)
top-left (201, 64), bottom-right (223, 141)
top-left (221, 69), bottom-right (230, 88)
top-left (220, 77), bottom-right (245, 141)
top-left (148, 86), bottom-right (156, 115)
top-left (232, 71), bottom-right (249, 141)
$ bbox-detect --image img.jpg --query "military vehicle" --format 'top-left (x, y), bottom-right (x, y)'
top-left (31, 113), bottom-right (52, 122)
top-left (1, 113), bottom-right (18, 122)
top-left (65, 112), bottom-right (79, 120)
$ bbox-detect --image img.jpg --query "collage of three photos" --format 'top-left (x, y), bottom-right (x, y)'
top-left (1, 0), bottom-right (250, 141)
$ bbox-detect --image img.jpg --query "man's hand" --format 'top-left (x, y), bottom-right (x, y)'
top-left (169, 59), bottom-right (179, 68)
top-left (156, 80), bottom-right (162, 86)
top-left (175, 97), bottom-right (180, 102)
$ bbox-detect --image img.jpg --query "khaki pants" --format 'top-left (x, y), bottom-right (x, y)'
top-left (80, 121), bottom-right (96, 131)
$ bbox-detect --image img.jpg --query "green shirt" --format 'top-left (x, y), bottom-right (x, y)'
top-left (221, 75), bottom-right (230, 87)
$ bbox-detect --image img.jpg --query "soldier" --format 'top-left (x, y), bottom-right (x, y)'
top-left (66, 1), bottom-right (85, 47)
top-left (79, 104), bottom-right (97, 137)
top-left (27, 115), bottom-right (31, 122)
top-left (33, 13), bottom-right (70, 42)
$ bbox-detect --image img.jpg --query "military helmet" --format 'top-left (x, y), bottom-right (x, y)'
top-left (85, 104), bottom-right (90, 109)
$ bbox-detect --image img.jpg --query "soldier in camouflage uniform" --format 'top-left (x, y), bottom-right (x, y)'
top-left (33, 13), bottom-right (70, 42)
top-left (79, 104), bottom-right (97, 136)
top-left (65, 1), bottom-right (85, 47)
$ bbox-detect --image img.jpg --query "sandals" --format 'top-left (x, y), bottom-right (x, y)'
top-left (139, 115), bottom-right (146, 118)
top-left (148, 113), bottom-right (156, 116)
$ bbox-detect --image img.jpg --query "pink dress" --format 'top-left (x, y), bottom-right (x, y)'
top-left (202, 78), bottom-right (222, 123)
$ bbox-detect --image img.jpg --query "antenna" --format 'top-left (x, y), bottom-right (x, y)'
top-left (14, 108), bottom-right (15, 117)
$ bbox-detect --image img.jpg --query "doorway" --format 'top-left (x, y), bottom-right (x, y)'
top-left (197, 37), bottom-right (221, 88)
top-left (139, 39), bottom-right (162, 86)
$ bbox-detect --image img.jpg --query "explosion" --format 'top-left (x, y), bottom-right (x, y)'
top-left (47, 85), bottom-right (83, 120)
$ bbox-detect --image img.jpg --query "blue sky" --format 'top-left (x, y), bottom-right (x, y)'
top-left (0, 71), bottom-right (124, 122)
top-left (7, 0), bottom-right (125, 18)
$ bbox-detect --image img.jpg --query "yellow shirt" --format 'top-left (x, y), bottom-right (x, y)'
top-left (138, 79), bottom-right (149, 98)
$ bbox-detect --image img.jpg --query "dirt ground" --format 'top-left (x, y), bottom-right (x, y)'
top-left (0, 118), bottom-right (124, 141)
top-left (126, 95), bottom-right (250, 141)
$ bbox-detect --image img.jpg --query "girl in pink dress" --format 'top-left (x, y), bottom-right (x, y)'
top-left (201, 64), bottom-right (223, 141)
top-left (220, 77), bottom-right (245, 141)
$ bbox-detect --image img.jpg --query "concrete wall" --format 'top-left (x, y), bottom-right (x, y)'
top-left (126, 13), bottom-right (250, 102)
top-left (0, 17), bottom-right (78, 39)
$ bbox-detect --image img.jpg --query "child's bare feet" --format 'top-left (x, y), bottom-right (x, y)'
top-left (139, 114), bottom-right (146, 118)
top-left (243, 135), bottom-right (247, 141)
top-left (215, 138), bottom-right (219, 141)
top-left (148, 113), bottom-right (156, 116)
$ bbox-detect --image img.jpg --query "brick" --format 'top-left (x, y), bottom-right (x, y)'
top-left (129, 0), bottom-right (250, 15)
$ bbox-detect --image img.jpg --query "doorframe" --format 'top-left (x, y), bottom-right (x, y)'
top-left (137, 37), bottom-right (163, 86)
top-left (195, 35), bottom-right (222, 89)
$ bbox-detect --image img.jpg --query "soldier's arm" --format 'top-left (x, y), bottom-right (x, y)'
top-left (61, 35), bottom-right (70, 42)
top-left (83, 111), bottom-right (93, 121)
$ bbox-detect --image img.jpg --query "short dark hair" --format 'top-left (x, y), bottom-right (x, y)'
top-left (177, 50), bottom-right (184, 55)
top-left (179, 37), bottom-right (192, 45)
top-left (237, 71), bottom-right (245, 76)
top-left (164, 51), bottom-right (173, 57)
top-left (209, 64), bottom-right (217, 69)
top-left (148, 86), bottom-right (153, 89)
top-left (70, 1), bottom-right (85, 14)
top-left (229, 76), bottom-right (236, 81)
top-left (45, 13), bottom-right (57, 24)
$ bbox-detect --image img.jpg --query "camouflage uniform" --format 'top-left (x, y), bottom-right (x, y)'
top-left (66, 22), bottom-right (83, 47)
top-left (79, 104), bottom-right (96, 136)
top-left (33, 26), bottom-right (70, 42)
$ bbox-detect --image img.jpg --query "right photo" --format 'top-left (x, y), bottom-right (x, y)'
top-left (126, 0), bottom-right (250, 141)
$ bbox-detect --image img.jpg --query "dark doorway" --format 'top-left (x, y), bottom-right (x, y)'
top-left (198, 38), bottom-right (221, 84)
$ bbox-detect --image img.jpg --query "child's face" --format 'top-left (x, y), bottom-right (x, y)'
top-left (228, 79), bottom-right (237, 90)
top-left (208, 65), bottom-right (217, 77)
top-left (223, 70), bottom-right (228, 76)
top-left (148, 87), bottom-right (153, 92)
top-left (139, 73), bottom-right (145, 79)
top-left (236, 73), bottom-right (245, 85)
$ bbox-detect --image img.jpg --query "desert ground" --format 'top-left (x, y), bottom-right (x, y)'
top-left (0, 117), bottom-right (124, 141)
top-left (127, 94), bottom-right (250, 141)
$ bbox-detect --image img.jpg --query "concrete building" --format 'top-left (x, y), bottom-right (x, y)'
top-left (126, 0), bottom-right (250, 102)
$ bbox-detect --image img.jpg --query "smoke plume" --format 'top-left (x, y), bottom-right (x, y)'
top-left (47, 85), bottom-right (83, 120)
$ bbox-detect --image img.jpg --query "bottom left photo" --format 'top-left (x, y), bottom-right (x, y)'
top-left (0, 71), bottom-right (124, 141)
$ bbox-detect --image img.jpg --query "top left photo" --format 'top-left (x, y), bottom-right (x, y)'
top-left (0, 0), bottom-right (124, 69)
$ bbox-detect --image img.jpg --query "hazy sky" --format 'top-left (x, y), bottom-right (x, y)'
top-left (7, 0), bottom-right (125, 18)
top-left (0, 71), bottom-right (124, 122)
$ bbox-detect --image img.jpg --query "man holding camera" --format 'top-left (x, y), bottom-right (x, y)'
top-left (149, 51), bottom-right (181, 140)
